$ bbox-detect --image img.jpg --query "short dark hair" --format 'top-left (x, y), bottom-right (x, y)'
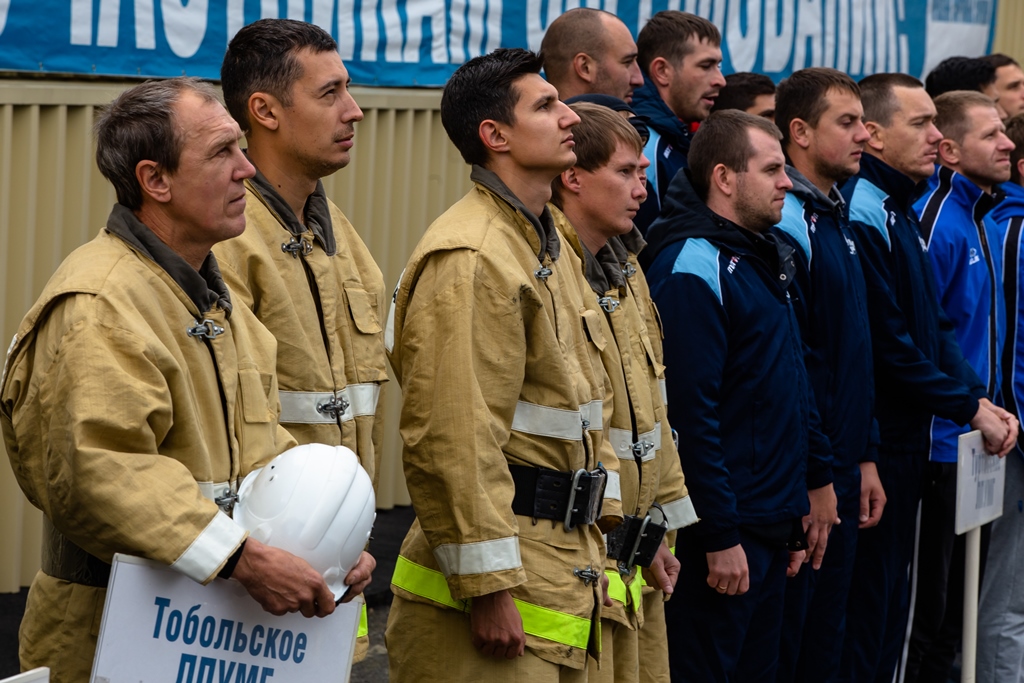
top-left (980, 53), bottom-right (1020, 71)
top-left (221, 19), bottom-right (338, 133)
top-left (552, 102), bottom-right (643, 205)
top-left (688, 109), bottom-right (782, 202)
top-left (711, 72), bottom-right (776, 113)
top-left (775, 67), bottom-right (860, 146)
top-left (540, 8), bottom-right (611, 91)
top-left (441, 48), bottom-right (545, 167)
top-left (636, 11), bottom-right (720, 76)
top-left (95, 78), bottom-right (220, 211)
top-left (1006, 113), bottom-right (1024, 185)
top-left (925, 56), bottom-right (996, 98)
top-left (934, 90), bottom-right (999, 144)
top-left (858, 73), bottom-right (925, 126)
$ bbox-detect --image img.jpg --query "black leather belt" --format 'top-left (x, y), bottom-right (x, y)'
top-left (509, 464), bottom-right (607, 531)
top-left (606, 504), bottom-right (668, 571)
top-left (41, 517), bottom-right (111, 588)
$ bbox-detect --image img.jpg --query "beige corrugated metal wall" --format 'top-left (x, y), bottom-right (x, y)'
top-left (0, 79), bottom-right (471, 592)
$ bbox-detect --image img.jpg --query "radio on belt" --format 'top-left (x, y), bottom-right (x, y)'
top-left (605, 503), bottom-right (669, 572)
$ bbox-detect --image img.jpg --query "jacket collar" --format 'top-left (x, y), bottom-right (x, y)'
top-left (631, 75), bottom-right (693, 149)
top-left (582, 242), bottom-right (627, 296)
top-left (105, 203), bottom-right (232, 317)
top-left (471, 165), bottom-right (561, 261)
top-left (245, 155), bottom-right (337, 256)
top-left (855, 153), bottom-right (923, 210)
top-left (645, 169), bottom-right (796, 283)
top-left (931, 165), bottom-right (1003, 224)
top-left (785, 164), bottom-right (844, 212)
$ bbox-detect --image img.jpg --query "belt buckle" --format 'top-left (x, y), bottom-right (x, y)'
top-left (563, 465), bottom-right (608, 531)
top-left (564, 468), bottom-right (587, 532)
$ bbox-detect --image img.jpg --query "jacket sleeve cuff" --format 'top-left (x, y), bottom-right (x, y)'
top-left (698, 527), bottom-right (742, 553)
top-left (170, 511), bottom-right (248, 584)
top-left (806, 466), bottom-right (834, 491)
top-left (446, 566), bottom-right (528, 601)
top-left (954, 396), bottom-right (982, 427)
top-left (859, 445), bottom-right (879, 464)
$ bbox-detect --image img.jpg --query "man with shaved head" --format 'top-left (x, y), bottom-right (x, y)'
top-left (541, 8), bottom-right (644, 104)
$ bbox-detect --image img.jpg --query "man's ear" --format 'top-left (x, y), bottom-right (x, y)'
top-left (1016, 157), bottom-right (1024, 185)
top-left (788, 118), bottom-right (812, 151)
top-left (572, 53), bottom-right (597, 85)
top-left (560, 166), bottom-right (583, 194)
top-left (710, 163), bottom-right (734, 197)
top-left (135, 159), bottom-right (172, 204)
top-left (865, 121), bottom-right (885, 153)
top-left (479, 119), bottom-right (511, 155)
top-left (648, 57), bottom-right (673, 89)
top-left (248, 92), bottom-right (281, 132)
top-left (938, 138), bottom-right (959, 166)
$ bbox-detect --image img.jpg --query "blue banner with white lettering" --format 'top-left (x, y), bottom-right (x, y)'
top-left (0, 0), bottom-right (999, 86)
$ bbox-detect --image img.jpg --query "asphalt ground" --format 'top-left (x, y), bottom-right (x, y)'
top-left (0, 505), bottom-right (415, 682)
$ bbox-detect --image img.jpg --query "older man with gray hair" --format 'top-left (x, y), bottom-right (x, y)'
top-left (1, 78), bottom-right (369, 683)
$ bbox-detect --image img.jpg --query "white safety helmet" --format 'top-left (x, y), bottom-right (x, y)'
top-left (233, 443), bottom-right (376, 601)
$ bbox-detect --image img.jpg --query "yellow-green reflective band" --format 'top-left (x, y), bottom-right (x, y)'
top-left (604, 569), bottom-right (642, 607)
top-left (670, 545), bottom-right (676, 556)
top-left (392, 555), bottom-right (591, 650)
top-left (358, 602), bottom-right (369, 638)
top-left (605, 570), bottom-right (627, 604)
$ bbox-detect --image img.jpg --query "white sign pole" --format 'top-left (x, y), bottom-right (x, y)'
top-left (956, 430), bottom-right (1007, 683)
top-left (962, 526), bottom-right (981, 683)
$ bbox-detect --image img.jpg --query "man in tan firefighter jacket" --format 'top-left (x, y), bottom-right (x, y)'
top-left (384, 48), bottom-right (623, 682)
top-left (216, 19), bottom-right (383, 654)
top-left (0, 79), bottom-right (372, 683)
top-left (551, 101), bottom-right (698, 683)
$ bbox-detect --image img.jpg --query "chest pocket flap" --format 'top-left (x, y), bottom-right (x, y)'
top-left (581, 308), bottom-right (607, 352)
top-left (238, 367), bottom-right (274, 423)
top-left (345, 284), bottom-right (382, 335)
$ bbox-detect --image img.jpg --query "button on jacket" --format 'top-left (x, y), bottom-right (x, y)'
top-left (213, 170), bottom-right (388, 486)
top-left (385, 167), bottom-right (621, 669)
top-left (1, 205), bottom-right (295, 683)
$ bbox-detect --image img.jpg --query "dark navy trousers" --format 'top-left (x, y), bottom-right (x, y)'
top-left (840, 452), bottom-right (924, 682)
top-left (776, 465), bottom-right (862, 683)
top-left (666, 528), bottom-right (790, 683)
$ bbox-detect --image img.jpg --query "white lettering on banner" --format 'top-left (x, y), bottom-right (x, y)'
top-left (30, 1), bottom-right (996, 82)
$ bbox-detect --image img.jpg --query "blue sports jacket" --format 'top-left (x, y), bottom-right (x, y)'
top-left (774, 166), bottom-right (877, 471)
top-left (913, 166), bottom-right (1005, 462)
top-left (842, 153), bottom-right (985, 456)
top-left (989, 182), bottom-right (1024, 454)
top-left (632, 75), bottom-right (692, 238)
top-left (644, 169), bottom-right (824, 552)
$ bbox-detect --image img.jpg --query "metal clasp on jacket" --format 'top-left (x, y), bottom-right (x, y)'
top-left (534, 264), bottom-right (553, 280)
top-left (186, 319), bottom-right (225, 340)
top-left (215, 490), bottom-right (239, 515)
top-left (598, 296), bottom-right (620, 313)
top-left (281, 238), bottom-right (313, 258)
top-left (316, 394), bottom-right (350, 420)
top-left (631, 439), bottom-right (656, 457)
top-left (573, 565), bottom-right (601, 586)
top-left (622, 263), bottom-right (637, 278)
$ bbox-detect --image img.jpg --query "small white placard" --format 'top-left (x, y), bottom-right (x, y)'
top-left (955, 430), bottom-right (1006, 535)
top-left (90, 554), bottom-right (360, 683)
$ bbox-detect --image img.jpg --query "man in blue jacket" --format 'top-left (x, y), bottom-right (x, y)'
top-left (905, 89), bottom-right (1018, 683)
top-left (645, 109), bottom-right (816, 682)
top-left (840, 74), bottom-right (1014, 683)
top-left (771, 67), bottom-right (874, 683)
top-left (632, 11), bottom-right (724, 237)
top-left (978, 112), bottom-right (1024, 682)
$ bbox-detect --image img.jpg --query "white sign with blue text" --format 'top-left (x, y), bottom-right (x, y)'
top-left (955, 430), bottom-right (1006, 536)
top-left (90, 554), bottom-right (360, 683)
